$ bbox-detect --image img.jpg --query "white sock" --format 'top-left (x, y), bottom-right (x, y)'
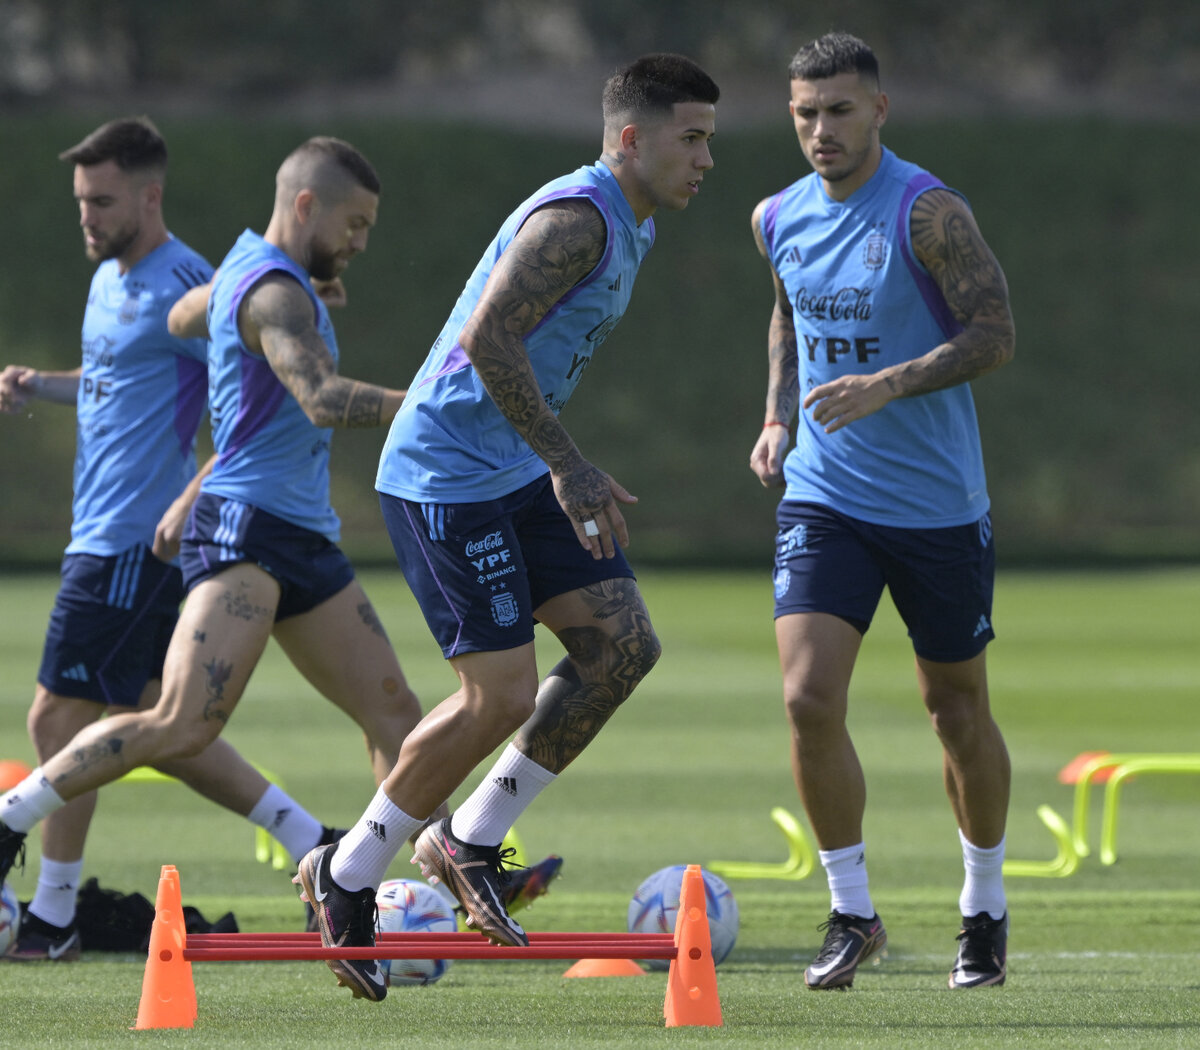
top-left (29, 857), bottom-right (85, 928)
top-left (246, 784), bottom-right (325, 864)
top-left (958, 829), bottom-right (1006, 920)
top-left (451, 744), bottom-right (556, 847)
top-left (329, 787), bottom-right (424, 893)
top-left (820, 842), bottom-right (874, 919)
top-left (1, 768), bottom-right (67, 833)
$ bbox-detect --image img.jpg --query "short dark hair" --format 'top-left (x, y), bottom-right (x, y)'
top-left (285, 136), bottom-right (381, 196)
top-left (58, 116), bottom-right (168, 174)
top-left (602, 53), bottom-right (720, 124)
top-left (788, 32), bottom-right (880, 89)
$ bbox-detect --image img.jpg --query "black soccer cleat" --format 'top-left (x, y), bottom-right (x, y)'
top-left (501, 854), bottom-right (563, 914)
top-left (302, 826), bottom-right (347, 933)
top-left (0, 822), bottom-right (26, 885)
top-left (4, 909), bottom-right (81, 962)
top-left (949, 911), bottom-right (1008, 989)
top-left (804, 910), bottom-right (887, 989)
top-left (295, 842), bottom-right (386, 1001)
top-left (411, 817), bottom-right (528, 947)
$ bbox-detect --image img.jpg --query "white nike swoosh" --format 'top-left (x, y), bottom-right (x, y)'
top-left (311, 862), bottom-right (329, 903)
top-left (47, 933), bottom-right (79, 960)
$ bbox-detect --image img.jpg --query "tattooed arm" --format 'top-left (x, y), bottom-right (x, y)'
top-left (748, 197), bottom-right (799, 487)
top-left (459, 198), bottom-right (635, 555)
top-left (805, 188), bottom-right (1015, 435)
top-left (239, 273), bottom-right (405, 427)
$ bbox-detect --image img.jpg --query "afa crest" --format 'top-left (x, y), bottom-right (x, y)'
top-left (863, 231), bottom-right (888, 270)
top-left (490, 591), bottom-right (519, 628)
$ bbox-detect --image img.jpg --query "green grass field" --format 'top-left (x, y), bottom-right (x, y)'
top-left (0, 568), bottom-right (1198, 1048)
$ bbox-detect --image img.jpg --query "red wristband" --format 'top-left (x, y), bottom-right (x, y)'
top-left (763, 421), bottom-right (788, 428)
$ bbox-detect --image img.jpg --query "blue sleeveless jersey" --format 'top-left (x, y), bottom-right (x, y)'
top-left (203, 229), bottom-right (341, 540)
top-left (760, 147), bottom-right (989, 528)
top-left (67, 236), bottom-right (211, 556)
top-left (376, 162), bottom-right (655, 503)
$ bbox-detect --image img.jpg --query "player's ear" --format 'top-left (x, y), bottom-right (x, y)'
top-left (294, 188), bottom-right (318, 224)
top-left (619, 123), bottom-right (638, 155)
top-left (874, 92), bottom-right (889, 131)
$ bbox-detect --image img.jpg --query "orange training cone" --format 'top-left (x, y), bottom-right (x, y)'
top-left (663, 864), bottom-right (723, 1027)
top-left (0, 759), bottom-right (32, 792)
top-left (132, 865), bottom-right (197, 1030)
top-left (563, 957), bottom-right (647, 978)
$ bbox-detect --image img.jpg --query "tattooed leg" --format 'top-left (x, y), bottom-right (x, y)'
top-left (518, 579), bottom-right (661, 773)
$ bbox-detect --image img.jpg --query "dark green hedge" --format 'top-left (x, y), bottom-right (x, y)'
top-left (2, 113), bottom-right (1197, 568)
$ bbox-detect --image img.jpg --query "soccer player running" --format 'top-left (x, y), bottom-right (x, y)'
top-left (747, 33), bottom-right (1016, 990)
top-left (0, 118), bottom-right (340, 960)
top-left (0, 136), bottom-right (433, 932)
top-left (296, 54), bottom-right (719, 1001)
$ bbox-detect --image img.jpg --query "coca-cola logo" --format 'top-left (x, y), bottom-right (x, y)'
top-left (465, 531), bottom-right (505, 557)
top-left (794, 286), bottom-right (873, 322)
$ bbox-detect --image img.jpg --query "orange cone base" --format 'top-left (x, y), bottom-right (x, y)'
top-left (563, 957), bottom-right (647, 978)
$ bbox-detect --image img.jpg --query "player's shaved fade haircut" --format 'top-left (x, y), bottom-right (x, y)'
top-left (58, 116), bottom-right (168, 177)
top-left (602, 53), bottom-right (720, 129)
top-left (788, 32), bottom-right (881, 91)
top-left (276, 136), bottom-right (381, 208)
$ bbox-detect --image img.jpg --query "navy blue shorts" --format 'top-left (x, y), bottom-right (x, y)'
top-left (38, 546), bottom-right (183, 706)
top-left (380, 475), bottom-right (636, 659)
top-left (773, 501), bottom-right (996, 663)
top-left (181, 492), bottom-right (355, 621)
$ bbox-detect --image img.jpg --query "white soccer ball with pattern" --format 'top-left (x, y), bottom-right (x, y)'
top-left (0, 881), bottom-right (20, 954)
top-left (627, 865), bottom-right (738, 971)
top-left (375, 878), bottom-right (457, 986)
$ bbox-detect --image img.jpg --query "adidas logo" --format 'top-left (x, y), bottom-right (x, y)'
top-left (785, 246), bottom-right (803, 264)
top-left (973, 615), bottom-right (991, 637)
top-left (367, 820), bottom-right (387, 843)
top-left (61, 663), bottom-right (90, 682)
top-left (493, 776), bottom-right (518, 797)
top-left (270, 807), bottom-right (292, 831)
top-left (608, 274), bottom-right (622, 292)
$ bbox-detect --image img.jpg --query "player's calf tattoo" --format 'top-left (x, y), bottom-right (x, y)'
top-left (517, 580), bottom-right (660, 771)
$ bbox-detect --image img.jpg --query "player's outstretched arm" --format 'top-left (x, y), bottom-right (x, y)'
top-left (459, 198), bottom-right (634, 558)
top-left (168, 283), bottom-right (212, 339)
top-left (0, 365), bottom-right (82, 413)
top-left (242, 273), bottom-right (404, 427)
top-left (748, 198), bottom-right (797, 488)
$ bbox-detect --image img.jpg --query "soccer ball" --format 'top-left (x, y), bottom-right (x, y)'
top-left (627, 865), bottom-right (738, 971)
top-left (375, 878), bottom-right (458, 986)
top-left (0, 881), bottom-right (20, 954)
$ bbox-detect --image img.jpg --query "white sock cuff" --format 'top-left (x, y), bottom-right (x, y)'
top-left (959, 829), bottom-right (1006, 866)
top-left (2, 767), bottom-right (67, 832)
top-left (497, 743), bottom-right (557, 786)
top-left (819, 842), bottom-right (867, 868)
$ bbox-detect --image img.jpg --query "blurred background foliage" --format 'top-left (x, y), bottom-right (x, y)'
top-left (1, 1), bottom-right (1197, 568)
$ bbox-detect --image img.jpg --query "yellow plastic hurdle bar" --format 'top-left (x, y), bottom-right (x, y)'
top-left (1071, 752), bottom-right (1200, 861)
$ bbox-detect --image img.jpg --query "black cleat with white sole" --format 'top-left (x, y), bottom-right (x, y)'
top-left (295, 842), bottom-right (386, 1001)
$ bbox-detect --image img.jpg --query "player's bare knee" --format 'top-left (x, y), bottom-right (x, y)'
top-left (148, 713), bottom-right (222, 762)
top-left (27, 692), bottom-right (97, 757)
top-left (927, 695), bottom-right (987, 752)
top-left (783, 687), bottom-right (845, 734)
